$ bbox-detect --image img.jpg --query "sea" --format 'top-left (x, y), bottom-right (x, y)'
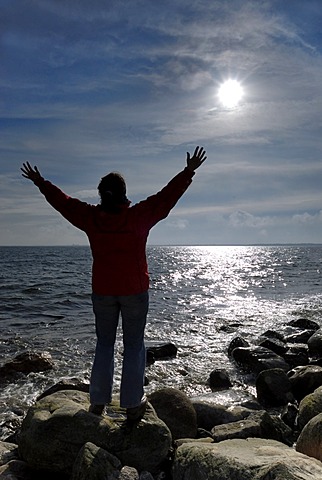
top-left (1, 245), bottom-right (322, 439)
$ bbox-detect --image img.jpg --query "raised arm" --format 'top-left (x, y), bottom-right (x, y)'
top-left (186, 146), bottom-right (207, 172)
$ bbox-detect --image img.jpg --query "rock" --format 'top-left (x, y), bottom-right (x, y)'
top-left (288, 365), bottom-right (322, 402)
top-left (119, 466), bottom-right (140, 479)
top-left (148, 388), bottom-right (197, 440)
top-left (0, 351), bottom-right (54, 381)
top-left (192, 401), bottom-right (254, 431)
top-left (281, 403), bottom-right (298, 430)
top-left (283, 344), bottom-right (309, 368)
top-left (307, 329), bottom-right (322, 358)
top-left (232, 346), bottom-right (289, 375)
top-left (297, 386), bottom-right (322, 431)
top-left (288, 318), bottom-right (320, 331)
top-left (139, 472), bottom-right (154, 480)
top-left (0, 459), bottom-right (34, 479)
top-left (172, 438), bottom-right (322, 480)
top-left (218, 322), bottom-right (242, 333)
top-left (256, 368), bottom-right (294, 407)
top-left (145, 342), bottom-right (177, 360)
top-left (71, 442), bottom-right (121, 480)
top-left (227, 336), bottom-right (249, 357)
top-left (261, 329), bottom-right (285, 341)
top-left (258, 337), bottom-right (288, 356)
top-left (296, 412), bottom-right (322, 462)
top-left (211, 410), bottom-right (293, 446)
top-left (0, 441), bottom-right (19, 465)
top-left (285, 330), bottom-right (315, 344)
top-left (18, 390), bottom-right (171, 475)
top-left (37, 378), bottom-right (90, 400)
top-left (207, 369), bottom-right (232, 391)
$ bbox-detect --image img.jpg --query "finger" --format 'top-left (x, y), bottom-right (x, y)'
top-left (193, 146), bottom-right (199, 157)
top-left (186, 152), bottom-right (191, 161)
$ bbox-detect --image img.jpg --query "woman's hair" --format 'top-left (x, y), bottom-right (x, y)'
top-left (98, 172), bottom-right (129, 213)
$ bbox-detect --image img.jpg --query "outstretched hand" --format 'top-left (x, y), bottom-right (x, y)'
top-left (21, 162), bottom-right (43, 183)
top-left (186, 146), bottom-right (207, 172)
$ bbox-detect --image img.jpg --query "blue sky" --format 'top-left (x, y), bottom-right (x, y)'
top-left (1, 0), bottom-right (322, 245)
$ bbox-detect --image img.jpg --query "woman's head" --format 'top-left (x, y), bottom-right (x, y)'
top-left (98, 172), bottom-right (129, 213)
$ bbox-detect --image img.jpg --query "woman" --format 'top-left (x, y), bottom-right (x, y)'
top-left (21, 146), bottom-right (206, 421)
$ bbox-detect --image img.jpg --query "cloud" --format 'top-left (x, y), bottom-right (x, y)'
top-left (1, 1), bottom-right (322, 245)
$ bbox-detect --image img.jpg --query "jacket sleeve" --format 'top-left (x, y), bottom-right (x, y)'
top-left (135, 167), bottom-right (195, 230)
top-left (35, 178), bottom-right (92, 231)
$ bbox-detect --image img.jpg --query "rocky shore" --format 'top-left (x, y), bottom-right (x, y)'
top-left (2, 318), bottom-right (322, 479)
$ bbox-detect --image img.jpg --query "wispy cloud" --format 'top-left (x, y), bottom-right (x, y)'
top-left (1, 0), bottom-right (321, 245)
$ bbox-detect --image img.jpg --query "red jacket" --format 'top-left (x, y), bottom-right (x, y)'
top-left (36, 167), bottom-right (195, 295)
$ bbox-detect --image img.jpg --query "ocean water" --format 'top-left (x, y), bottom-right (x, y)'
top-left (1, 245), bottom-right (322, 438)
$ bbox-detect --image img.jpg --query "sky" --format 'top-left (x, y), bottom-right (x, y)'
top-left (1, 0), bottom-right (322, 246)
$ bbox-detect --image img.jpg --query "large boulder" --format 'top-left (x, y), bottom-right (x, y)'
top-left (255, 368), bottom-right (294, 407)
top-left (297, 386), bottom-right (322, 431)
top-left (71, 442), bottom-right (122, 480)
top-left (287, 318), bottom-right (320, 331)
top-left (288, 365), bottom-right (322, 402)
top-left (258, 337), bottom-right (288, 356)
top-left (37, 378), bottom-right (90, 400)
top-left (211, 410), bottom-right (293, 446)
top-left (18, 390), bottom-right (171, 475)
top-left (285, 330), bottom-right (315, 344)
top-left (192, 401), bottom-right (254, 431)
top-left (232, 346), bottom-right (289, 375)
top-left (172, 438), bottom-right (322, 480)
top-left (0, 441), bottom-right (18, 465)
top-left (148, 388), bottom-right (197, 440)
top-left (296, 412), bottom-right (322, 462)
top-left (307, 329), bottom-right (322, 358)
top-left (283, 344), bottom-right (309, 368)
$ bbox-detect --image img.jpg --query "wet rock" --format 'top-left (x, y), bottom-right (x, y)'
top-left (297, 386), bottom-right (322, 431)
top-left (0, 351), bottom-right (54, 381)
top-left (256, 368), bottom-right (294, 407)
top-left (207, 369), bottom-right (232, 391)
top-left (211, 410), bottom-right (293, 446)
top-left (285, 329), bottom-right (315, 344)
top-left (18, 390), bottom-right (172, 475)
top-left (288, 318), bottom-right (320, 331)
top-left (288, 365), bottom-right (322, 402)
top-left (146, 342), bottom-right (177, 360)
top-left (148, 387), bottom-right (197, 440)
top-left (296, 412), bottom-right (322, 462)
top-left (261, 329), bottom-right (285, 341)
top-left (232, 346), bottom-right (290, 375)
top-left (37, 378), bottom-right (90, 400)
top-left (227, 336), bottom-right (249, 357)
top-left (192, 401), bottom-right (254, 431)
top-left (307, 328), bottom-right (322, 358)
top-left (283, 344), bottom-right (309, 368)
top-left (71, 441), bottom-right (121, 480)
top-left (172, 438), bottom-right (322, 480)
top-left (258, 337), bottom-right (288, 356)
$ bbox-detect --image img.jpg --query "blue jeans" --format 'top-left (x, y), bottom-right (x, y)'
top-left (89, 291), bottom-right (149, 408)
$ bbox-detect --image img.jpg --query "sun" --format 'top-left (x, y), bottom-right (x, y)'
top-left (218, 79), bottom-right (244, 108)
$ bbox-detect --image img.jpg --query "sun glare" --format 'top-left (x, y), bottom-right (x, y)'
top-left (218, 79), bottom-right (244, 108)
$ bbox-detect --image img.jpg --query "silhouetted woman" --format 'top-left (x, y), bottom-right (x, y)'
top-left (21, 146), bottom-right (206, 420)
